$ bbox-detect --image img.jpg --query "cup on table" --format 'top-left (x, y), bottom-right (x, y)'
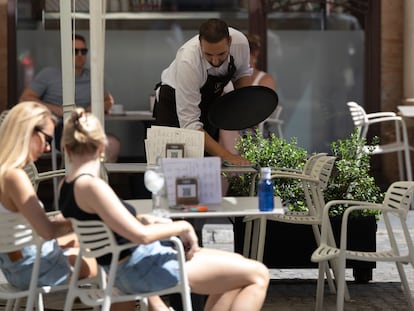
top-left (111, 104), bottom-right (124, 115)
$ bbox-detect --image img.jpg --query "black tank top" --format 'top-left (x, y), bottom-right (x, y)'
top-left (59, 173), bottom-right (136, 265)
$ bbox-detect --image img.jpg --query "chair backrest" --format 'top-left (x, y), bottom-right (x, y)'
top-left (303, 153), bottom-right (328, 175)
top-left (271, 154), bottom-right (336, 217)
top-left (308, 155), bottom-right (336, 191)
top-left (23, 162), bottom-right (39, 190)
top-left (383, 181), bottom-right (414, 213)
top-left (0, 212), bottom-right (43, 310)
top-left (0, 212), bottom-right (41, 252)
top-left (347, 101), bottom-right (368, 137)
top-left (70, 219), bottom-right (119, 260)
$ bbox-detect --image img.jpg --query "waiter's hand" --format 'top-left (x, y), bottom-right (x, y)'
top-left (222, 153), bottom-right (251, 166)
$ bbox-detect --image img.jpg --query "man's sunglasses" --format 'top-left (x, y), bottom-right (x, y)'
top-left (74, 48), bottom-right (88, 55)
top-left (34, 126), bottom-right (54, 148)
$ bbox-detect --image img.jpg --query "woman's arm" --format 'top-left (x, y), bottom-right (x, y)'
top-left (5, 168), bottom-right (71, 240)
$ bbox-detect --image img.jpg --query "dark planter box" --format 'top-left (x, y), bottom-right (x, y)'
top-left (234, 215), bottom-right (377, 283)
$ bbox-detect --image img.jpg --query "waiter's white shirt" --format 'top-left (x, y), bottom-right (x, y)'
top-left (161, 27), bottom-right (252, 130)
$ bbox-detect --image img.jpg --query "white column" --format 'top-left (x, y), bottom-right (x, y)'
top-left (89, 0), bottom-right (106, 125)
top-left (59, 0), bottom-right (75, 120)
top-left (403, 0), bottom-right (414, 104)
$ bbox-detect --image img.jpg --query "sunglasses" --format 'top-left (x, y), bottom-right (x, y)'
top-left (74, 48), bottom-right (88, 55)
top-left (35, 127), bottom-right (54, 148)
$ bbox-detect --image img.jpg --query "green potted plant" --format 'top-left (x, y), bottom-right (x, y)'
top-left (228, 129), bottom-right (384, 282)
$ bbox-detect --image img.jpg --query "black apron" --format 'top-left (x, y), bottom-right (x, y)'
top-left (154, 55), bottom-right (236, 141)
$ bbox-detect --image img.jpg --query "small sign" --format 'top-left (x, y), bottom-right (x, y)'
top-left (176, 177), bottom-right (198, 205)
top-left (166, 143), bottom-right (185, 158)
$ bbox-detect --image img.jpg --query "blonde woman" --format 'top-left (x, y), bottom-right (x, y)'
top-left (59, 108), bottom-right (270, 311)
top-left (0, 102), bottom-right (96, 290)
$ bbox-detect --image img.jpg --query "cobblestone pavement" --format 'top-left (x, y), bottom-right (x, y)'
top-left (203, 210), bottom-right (414, 310)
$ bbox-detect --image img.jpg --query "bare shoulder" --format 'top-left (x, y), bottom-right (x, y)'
top-left (4, 168), bottom-right (30, 185)
top-left (260, 73), bottom-right (276, 91)
top-left (74, 174), bottom-right (112, 195)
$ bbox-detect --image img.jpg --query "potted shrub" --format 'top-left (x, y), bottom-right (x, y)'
top-left (228, 130), bottom-right (384, 282)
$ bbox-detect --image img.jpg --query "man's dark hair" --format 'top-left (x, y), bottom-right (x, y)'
top-left (74, 34), bottom-right (86, 44)
top-left (199, 19), bottom-right (230, 43)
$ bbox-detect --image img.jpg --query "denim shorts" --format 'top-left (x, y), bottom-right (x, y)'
top-left (107, 240), bottom-right (180, 294)
top-left (0, 239), bottom-right (71, 290)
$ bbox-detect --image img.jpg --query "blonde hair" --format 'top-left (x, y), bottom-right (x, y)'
top-left (62, 108), bottom-right (107, 156)
top-left (0, 102), bottom-right (56, 193)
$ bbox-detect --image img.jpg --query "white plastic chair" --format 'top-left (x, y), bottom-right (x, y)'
top-left (347, 101), bottom-right (412, 181)
top-left (23, 162), bottom-right (66, 210)
top-left (312, 181), bottom-right (414, 311)
top-left (23, 162), bottom-right (65, 193)
top-left (0, 212), bottom-right (68, 311)
top-left (243, 154), bottom-right (347, 299)
top-left (243, 154), bottom-right (336, 262)
top-left (64, 218), bottom-right (192, 311)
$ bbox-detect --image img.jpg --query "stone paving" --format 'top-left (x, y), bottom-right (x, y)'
top-left (202, 211), bottom-right (414, 310)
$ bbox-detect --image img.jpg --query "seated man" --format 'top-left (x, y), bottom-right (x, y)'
top-left (19, 33), bottom-right (120, 162)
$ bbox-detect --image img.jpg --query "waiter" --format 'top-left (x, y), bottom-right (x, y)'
top-left (154, 18), bottom-right (251, 165)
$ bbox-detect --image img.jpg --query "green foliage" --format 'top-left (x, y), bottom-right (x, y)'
top-left (227, 129), bottom-right (384, 218)
top-left (228, 130), bottom-right (309, 211)
top-left (325, 129), bottom-right (384, 218)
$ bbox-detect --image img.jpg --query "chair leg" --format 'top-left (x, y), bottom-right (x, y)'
top-left (6, 299), bottom-right (14, 311)
top-left (395, 262), bottom-right (414, 311)
top-left (311, 226), bottom-right (336, 294)
top-left (336, 255), bottom-right (347, 311)
top-left (404, 148), bottom-right (413, 181)
top-left (63, 291), bottom-right (75, 311)
top-left (315, 262), bottom-right (325, 311)
top-left (140, 298), bottom-right (149, 311)
top-left (37, 292), bottom-right (44, 311)
top-left (181, 288), bottom-right (193, 311)
top-left (256, 216), bottom-right (267, 262)
top-left (243, 219), bottom-right (253, 258)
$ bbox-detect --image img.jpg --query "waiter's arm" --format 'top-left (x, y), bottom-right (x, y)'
top-left (201, 129), bottom-right (251, 165)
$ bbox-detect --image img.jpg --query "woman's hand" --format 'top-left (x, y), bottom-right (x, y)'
top-left (178, 221), bottom-right (200, 260)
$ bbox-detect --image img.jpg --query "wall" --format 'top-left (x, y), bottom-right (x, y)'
top-left (17, 23), bottom-right (364, 158)
top-left (381, 0), bottom-right (404, 181)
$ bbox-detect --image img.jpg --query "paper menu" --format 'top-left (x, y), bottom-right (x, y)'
top-left (145, 126), bottom-right (205, 165)
top-left (160, 157), bottom-right (222, 206)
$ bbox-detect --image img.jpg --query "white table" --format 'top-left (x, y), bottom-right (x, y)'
top-left (126, 196), bottom-right (284, 260)
top-left (104, 162), bottom-right (147, 173)
top-left (397, 106), bottom-right (414, 153)
top-left (105, 110), bottom-right (154, 121)
top-left (104, 162), bottom-right (259, 175)
top-left (397, 105), bottom-right (414, 117)
top-left (126, 196), bottom-right (283, 218)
